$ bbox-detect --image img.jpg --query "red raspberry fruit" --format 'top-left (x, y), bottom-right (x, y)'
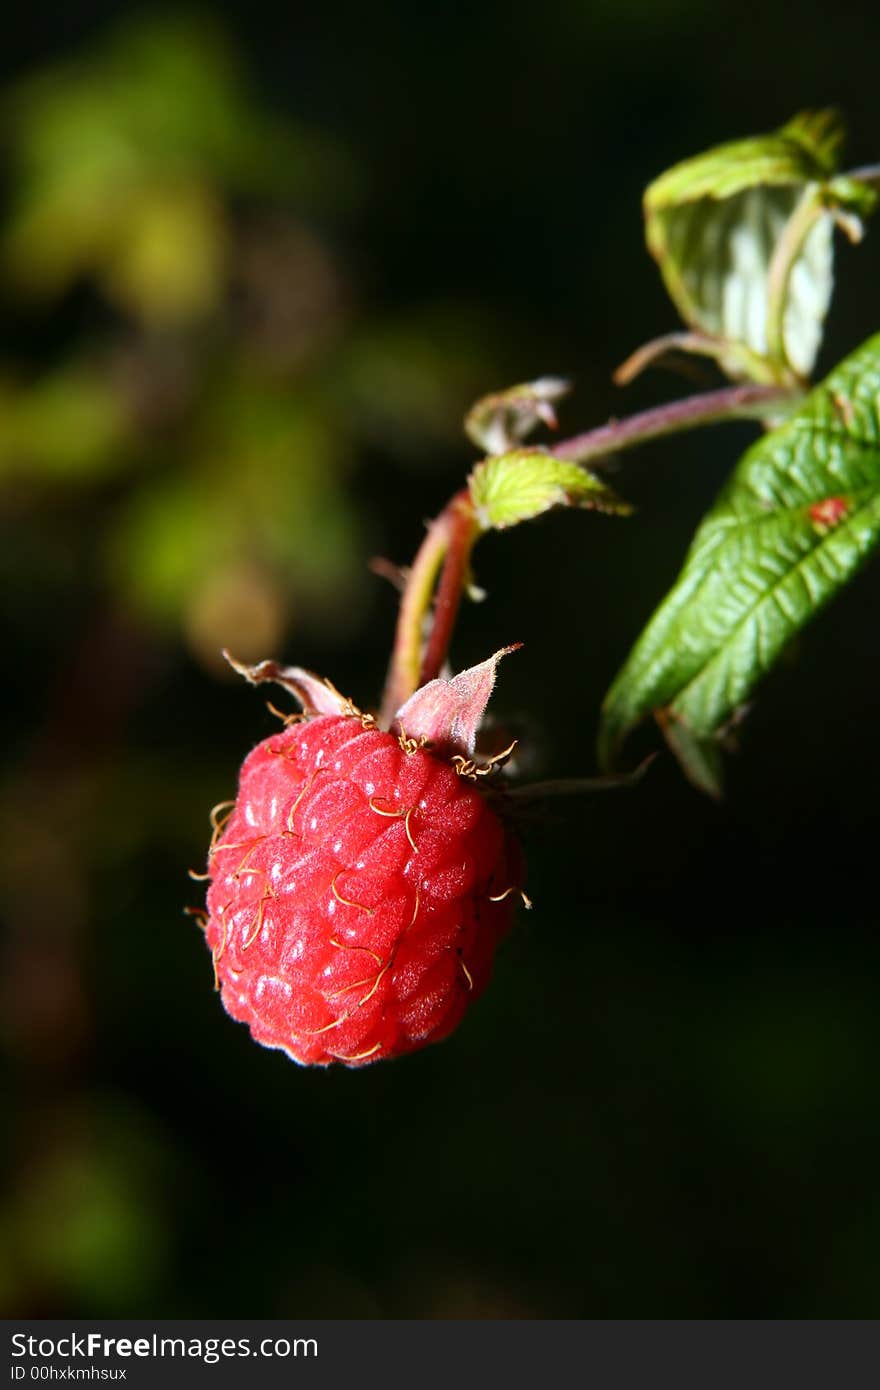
top-left (202, 654), bottom-right (524, 1067)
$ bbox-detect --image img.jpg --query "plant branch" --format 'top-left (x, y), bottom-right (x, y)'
top-left (418, 491), bottom-right (479, 689)
top-left (379, 490), bottom-right (477, 724)
top-left (613, 331), bottom-right (727, 386)
top-left (842, 163), bottom-right (880, 186)
top-left (381, 384), bottom-right (796, 717)
top-left (550, 382), bottom-right (799, 467)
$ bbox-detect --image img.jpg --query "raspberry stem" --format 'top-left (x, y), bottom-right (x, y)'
top-left (380, 383), bottom-right (797, 726)
top-left (549, 383), bottom-right (798, 465)
top-left (417, 491), bottom-right (479, 687)
top-left (380, 488), bottom-right (478, 723)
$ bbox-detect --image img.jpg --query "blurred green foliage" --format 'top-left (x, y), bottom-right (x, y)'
top-left (0, 16), bottom-right (498, 670)
top-left (0, 367), bottom-right (128, 480)
top-left (2, 17), bottom-right (323, 318)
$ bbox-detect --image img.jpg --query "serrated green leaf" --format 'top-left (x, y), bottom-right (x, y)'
top-left (468, 448), bottom-right (630, 531)
top-left (644, 110), bottom-right (875, 380)
top-left (646, 111), bottom-right (843, 211)
top-left (600, 333), bottom-right (880, 779)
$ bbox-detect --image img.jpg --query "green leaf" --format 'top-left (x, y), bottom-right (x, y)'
top-left (644, 110), bottom-right (875, 380)
top-left (600, 332), bottom-right (880, 782)
top-left (647, 110), bottom-right (843, 208)
top-left (468, 448), bottom-right (630, 531)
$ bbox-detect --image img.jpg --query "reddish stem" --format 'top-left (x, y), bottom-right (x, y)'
top-left (381, 381), bottom-right (799, 721)
top-left (418, 490), bottom-right (478, 688)
top-left (379, 489), bottom-right (477, 723)
top-left (550, 383), bottom-right (796, 465)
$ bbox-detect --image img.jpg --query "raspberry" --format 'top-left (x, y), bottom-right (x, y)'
top-left (202, 655), bottom-right (524, 1067)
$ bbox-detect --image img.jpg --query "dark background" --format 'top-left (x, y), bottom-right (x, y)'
top-left (2, 0), bottom-right (879, 1317)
